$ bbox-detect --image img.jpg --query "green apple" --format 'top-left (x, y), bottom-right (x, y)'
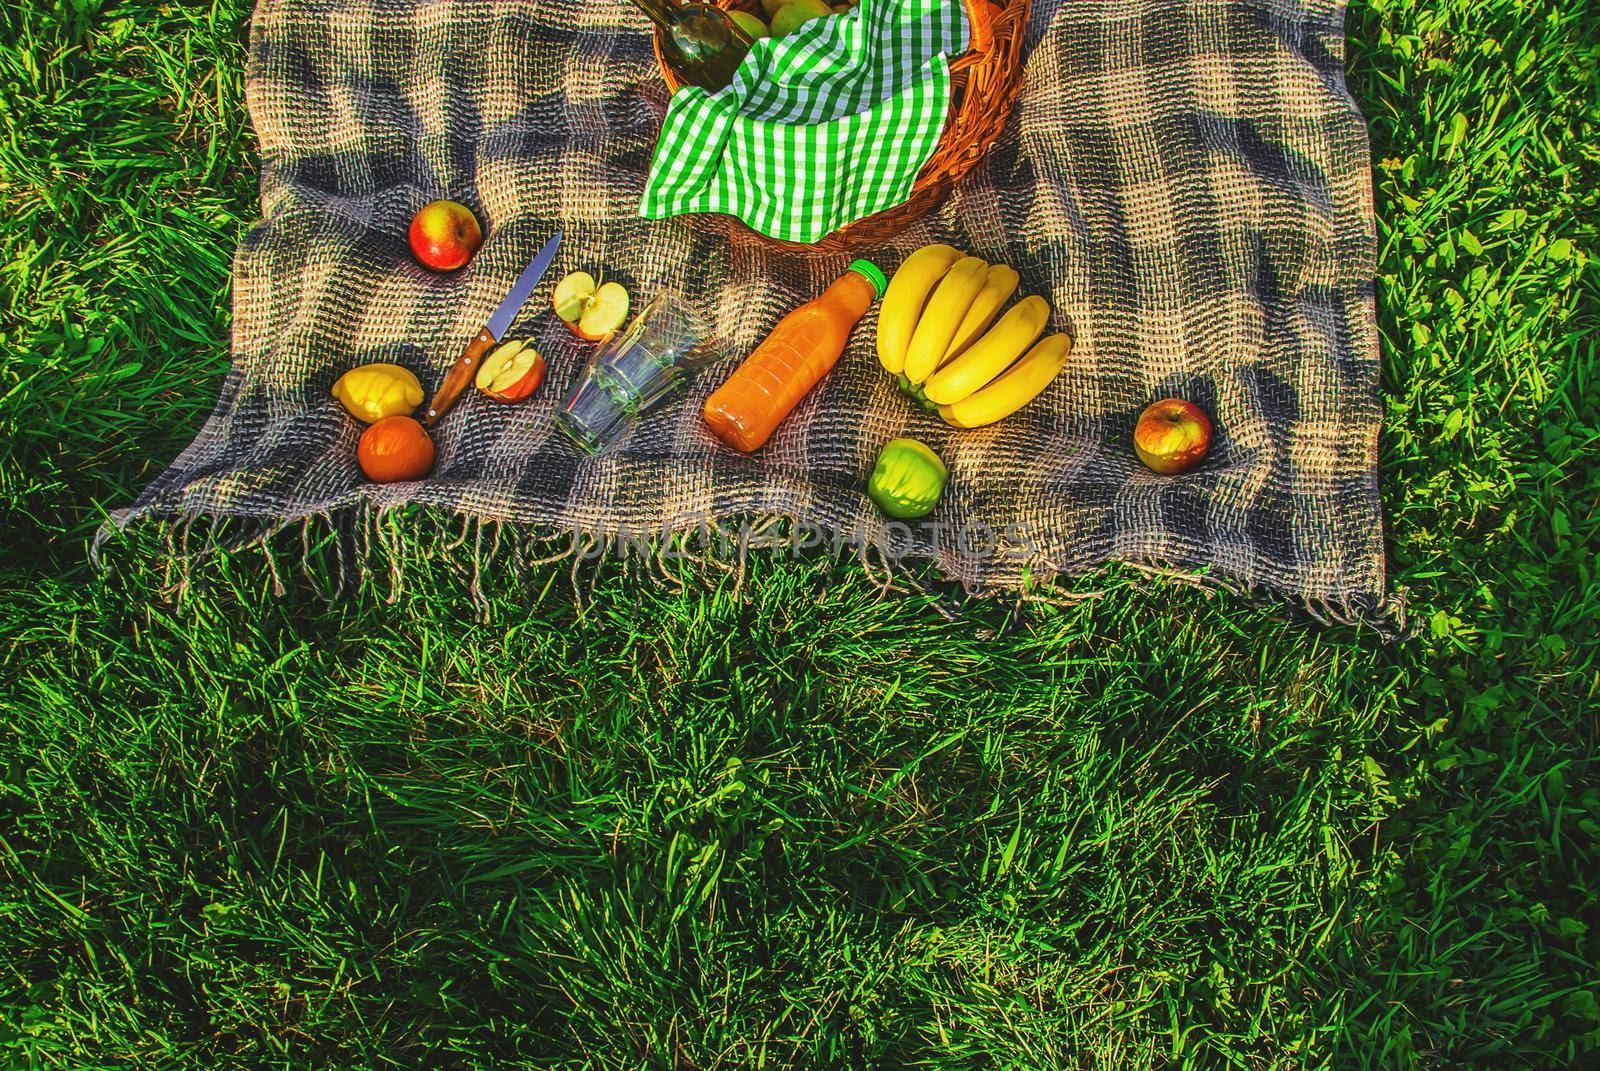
top-left (729, 10), bottom-right (768, 37)
top-left (867, 438), bottom-right (948, 519)
top-left (770, 0), bottom-right (832, 36)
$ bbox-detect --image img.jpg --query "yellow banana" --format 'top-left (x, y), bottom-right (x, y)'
top-left (902, 256), bottom-right (989, 384)
top-left (876, 244), bottom-right (963, 374)
top-left (941, 264), bottom-right (1019, 367)
top-left (922, 295), bottom-right (1050, 406)
top-left (939, 333), bottom-right (1072, 428)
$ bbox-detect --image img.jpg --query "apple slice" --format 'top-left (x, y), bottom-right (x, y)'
top-left (551, 271), bottom-right (631, 343)
top-left (552, 271), bottom-right (597, 325)
top-left (474, 339), bottom-right (546, 403)
top-left (577, 282), bottom-right (629, 341)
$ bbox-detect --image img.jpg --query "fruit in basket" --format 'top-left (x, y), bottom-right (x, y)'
top-left (332, 363), bottom-right (425, 423)
top-left (474, 339), bottom-right (546, 402)
top-left (1133, 398), bottom-right (1213, 474)
top-left (770, 0), bottom-right (832, 36)
top-left (902, 255), bottom-right (989, 384)
top-left (938, 334), bottom-right (1072, 429)
top-left (943, 263), bottom-right (1019, 363)
top-left (923, 295), bottom-right (1049, 405)
top-left (552, 271), bottom-right (631, 341)
top-left (408, 200), bottom-right (482, 272)
top-left (759, 0), bottom-right (787, 15)
top-left (729, 10), bottom-right (769, 36)
top-left (357, 415), bottom-right (435, 482)
top-left (876, 244), bottom-right (963, 375)
top-left (867, 438), bottom-right (948, 519)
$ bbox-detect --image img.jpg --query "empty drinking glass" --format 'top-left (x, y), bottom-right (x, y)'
top-left (556, 295), bottom-right (714, 454)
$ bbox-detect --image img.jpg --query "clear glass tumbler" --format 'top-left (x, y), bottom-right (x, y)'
top-left (556, 295), bottom-right (712, 454)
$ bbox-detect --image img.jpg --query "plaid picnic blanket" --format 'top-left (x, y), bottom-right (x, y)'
top-left (641, 0), bottom-right (968, 242)
top-left (108, 0), bottom-right (1401, 630)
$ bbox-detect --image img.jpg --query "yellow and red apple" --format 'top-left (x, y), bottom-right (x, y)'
top-left (551, 271), bottom-right (630, 342)
top-left (474, 339), bottom-right (546, 403)
top-left (408, 199), bottom-right (482, 272)
top-left (1133, 398), bottom-right (1213, 474)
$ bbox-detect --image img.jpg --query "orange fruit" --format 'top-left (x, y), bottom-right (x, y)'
top-left (357, 415), bottom-right (435, 482)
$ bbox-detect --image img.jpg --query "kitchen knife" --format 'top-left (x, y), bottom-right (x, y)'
top-left (423, 230), bottom-right (563, 427)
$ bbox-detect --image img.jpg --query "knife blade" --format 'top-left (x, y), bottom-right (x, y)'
top-left (423, 230), bottom-right (563, 426)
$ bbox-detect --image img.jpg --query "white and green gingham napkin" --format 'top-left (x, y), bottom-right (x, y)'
top-left (639, 0), bottom-right (969, 244)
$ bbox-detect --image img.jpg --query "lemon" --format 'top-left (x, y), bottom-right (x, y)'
top-left (332, 362), bottom-right (425, 424)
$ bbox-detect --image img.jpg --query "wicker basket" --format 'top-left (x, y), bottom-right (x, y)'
top-left (653, 0), bottom-right (1029, 255)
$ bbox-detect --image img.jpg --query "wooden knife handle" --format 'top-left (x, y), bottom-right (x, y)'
top-left (423, 327), bottom-right (496, 427)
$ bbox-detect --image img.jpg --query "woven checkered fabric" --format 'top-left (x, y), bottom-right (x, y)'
top-left (641, 0), bottom-right (967, 243)
top-left (111, 0), bottom-right (1398, 628)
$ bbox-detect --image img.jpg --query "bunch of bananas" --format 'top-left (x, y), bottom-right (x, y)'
top-left (875, 245), bottom-right (1071, 428)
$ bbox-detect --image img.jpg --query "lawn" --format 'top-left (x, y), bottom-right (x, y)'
top-left (1, 0), bottom-right (1596, 1066)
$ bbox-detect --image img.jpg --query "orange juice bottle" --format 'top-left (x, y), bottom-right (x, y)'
top-left (703, 259), bottom-right (885, 453)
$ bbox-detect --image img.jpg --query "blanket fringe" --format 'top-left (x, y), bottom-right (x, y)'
top-left (90, 505), bottom-right (1413, 638)
top-left (1113, 559), bottom-right (1414, 640)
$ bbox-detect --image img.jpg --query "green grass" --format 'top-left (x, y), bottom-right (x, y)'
top-left (1, 0), bottom-right (1596, 1065)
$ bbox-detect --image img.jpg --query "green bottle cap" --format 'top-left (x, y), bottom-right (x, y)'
top-left (846, 258), bottom-right (887, 299)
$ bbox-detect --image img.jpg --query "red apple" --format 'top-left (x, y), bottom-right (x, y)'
top-left (408, 200), bottom-right (482, 271)
top-left (1134, 398), bottom-right (1213, 474)
top-left (551, 271), bottom-right (630, 341)
top-left (474, 340), bottom-right (546, 402)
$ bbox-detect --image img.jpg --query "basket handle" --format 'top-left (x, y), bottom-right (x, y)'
top-left (951, 0), bottom-right (998, 73)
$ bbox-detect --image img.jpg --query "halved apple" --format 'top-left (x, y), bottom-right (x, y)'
top-left (551, 271), bottom-right (597, 324)
top-left (474, 339), bottom-right (546, 403)
top-left (551, 270), bottom-right (631, 342)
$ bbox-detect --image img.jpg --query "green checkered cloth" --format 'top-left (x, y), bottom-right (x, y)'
top-left (640, 0), bottom-right (968, 243)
